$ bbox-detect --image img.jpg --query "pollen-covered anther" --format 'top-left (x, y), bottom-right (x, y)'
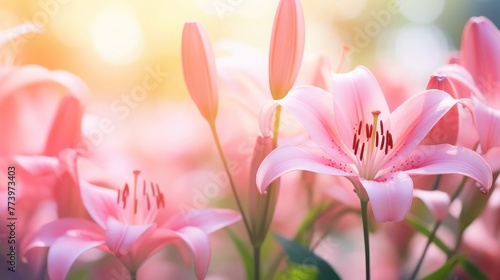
top-left (351, 110), bottom-right (394, 162)
top-left (116, 171), bottom-right (166, 214)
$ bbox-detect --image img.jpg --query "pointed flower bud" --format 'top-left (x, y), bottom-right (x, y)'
top-left (249, 135), bottom-right (277, 245)
top-left (182, 21), bottom-right (218, 123)
top-left (269, 0), bottom-right (305, 100)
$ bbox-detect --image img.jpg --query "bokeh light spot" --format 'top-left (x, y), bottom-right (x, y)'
top-left (91, 7), bottom-right (143, 65)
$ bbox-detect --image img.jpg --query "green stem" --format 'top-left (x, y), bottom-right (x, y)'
top-left (432, 175), bottom-right (442, 191)
top-left (361, 199), bottom-right (371, 280)
top-left (272, 106), bottom-right (282, 148)
top-left (130, 270), bottom-right (137, 280)
top-left (210, 123), bottom-right (252, 235)
top-left (254, 245), bottom-right (261, 280)
top-left (409, 220), bottom-right (441, 280)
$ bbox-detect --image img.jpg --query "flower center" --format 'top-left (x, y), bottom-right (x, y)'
top-left (351, 111), bottom-right (394, 179)
top-left (116, 170), bottom-right (165, 224)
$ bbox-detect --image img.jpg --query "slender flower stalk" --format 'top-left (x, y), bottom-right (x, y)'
top-left (409, 221), bottom-right (441, 280)
top-left (209, 123), bottom-right (252, 234)
top-left (360, 199), bottom-right (370, 280)
top-left (182, 20), bottom-right (252, 235)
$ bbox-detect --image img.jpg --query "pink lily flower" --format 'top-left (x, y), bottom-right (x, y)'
top-left (182, 21), bottom-right (218, 124)
top-left (257, 66), bottom-right (492, 222)
top-left (459, 16), bottom-right (500, 152)
top-left (0, 64), bottom-right (88, 156)
top-left (269, 0), bottom-right (305, 99)
top-left (22, 171), bottom-right (240, 280)
top-left (423, 75), bottom-right (459, 145)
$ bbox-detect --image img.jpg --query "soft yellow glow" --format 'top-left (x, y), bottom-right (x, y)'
top-left (332, 0), bottom-right (367, 21)
top-left (400, 0), bottom-right (445, 24)
top-left (91, 6), bottom-right (143, 65)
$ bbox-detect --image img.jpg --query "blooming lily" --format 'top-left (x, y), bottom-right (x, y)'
top-left (257, 66), bottom-right (492, 222)
top-left (22, 171), bottom-right (241, 280)
top-left (459, 16), bottom-right (500, 152)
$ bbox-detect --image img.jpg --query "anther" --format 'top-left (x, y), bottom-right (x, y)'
top-left (360, 143), bottom-right (365, 161)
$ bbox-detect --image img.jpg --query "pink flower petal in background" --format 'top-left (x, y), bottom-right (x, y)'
top-left (424, 75), bottom-right (459, 145)
top-left (413, 189), bottom-right (450, 222)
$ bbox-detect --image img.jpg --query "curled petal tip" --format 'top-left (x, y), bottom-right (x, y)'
top-left (182, 21), bottom-right (219, 123)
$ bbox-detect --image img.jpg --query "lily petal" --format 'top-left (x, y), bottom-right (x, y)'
top-left (259, 85), bottom-right (351, 163)
top-left (14, 155), bottom-right (60, 176)
top-left (482, 146), bottom-right (500, 173)
top-left (47, 236), bottom-right (104, 280)
top-left (105, 217), bottom-right (155, 257)
top-left (461, 16), bottom-right (500, 106)
top-left (257, 146), bottom-right (356, 194)
top-left (269, 0), bottom-right (305, 99)
top-left (43, 96), bottom-right (82, 156)
top-left (435, 64), bottom-right (481, 99)
top-left (175, 226), bottom-right (211, 280)
top-left (80, 181), bottom-right (120, 229)
top-left (384, 90), bottom-right (458, 169)
top-left (413, 190), bottom-right (450, 222)
top-left (0, 65), bottom-right (89, 100)
top-left (163, 208), bottom-right (240, 234)
top-left (22, 218), bottom-right (104, 259)
top-left (424, 75), bottom-right (459, 145)
top-left (402, 144), bottom-right (492, 192)
top-left (473, 97), bottom-right (500, 152)
top-left (331, 66), bottom-right (391, 151)
top-left (361, 172), bottom-right (413, 222)
top-left (182, 21), bottom-right (218, 123)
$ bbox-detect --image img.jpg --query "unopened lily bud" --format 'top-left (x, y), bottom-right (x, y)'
top-left (182, 21), bottom-right (218, 123)
top-left (249, 135), bottom-right (277, 245)
top-left (269, 0), bottom-right (305, 100)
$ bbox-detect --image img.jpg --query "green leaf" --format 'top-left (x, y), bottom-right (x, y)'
top-left (293, 201), bottom-right (333, 247)
top-left (227, 230), bottom-right (254, 280)
top-left (460, 258), bottom-right (488, 280)
top-left (421, 254), bottom-right (465, 280)
top-left (275, 233), bottom-right (340, 280)
top-left (405, 214), bottom-right (452, 256)
top-left (275, 263), bottom-right (319, 280)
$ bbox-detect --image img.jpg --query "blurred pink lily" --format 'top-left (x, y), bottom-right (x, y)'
top-left (459, 16), bottom-right (500, 152)
top-left (182, 21), bottom-right (218, 124)
top-left (22, 171), bottom-right (240, 280)
top-left (423, 75), bottom-right (459, 145)
top-left (269, 0), bottom-right (305, 99)
top-left (257, 66), bottom-right (492, 222)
